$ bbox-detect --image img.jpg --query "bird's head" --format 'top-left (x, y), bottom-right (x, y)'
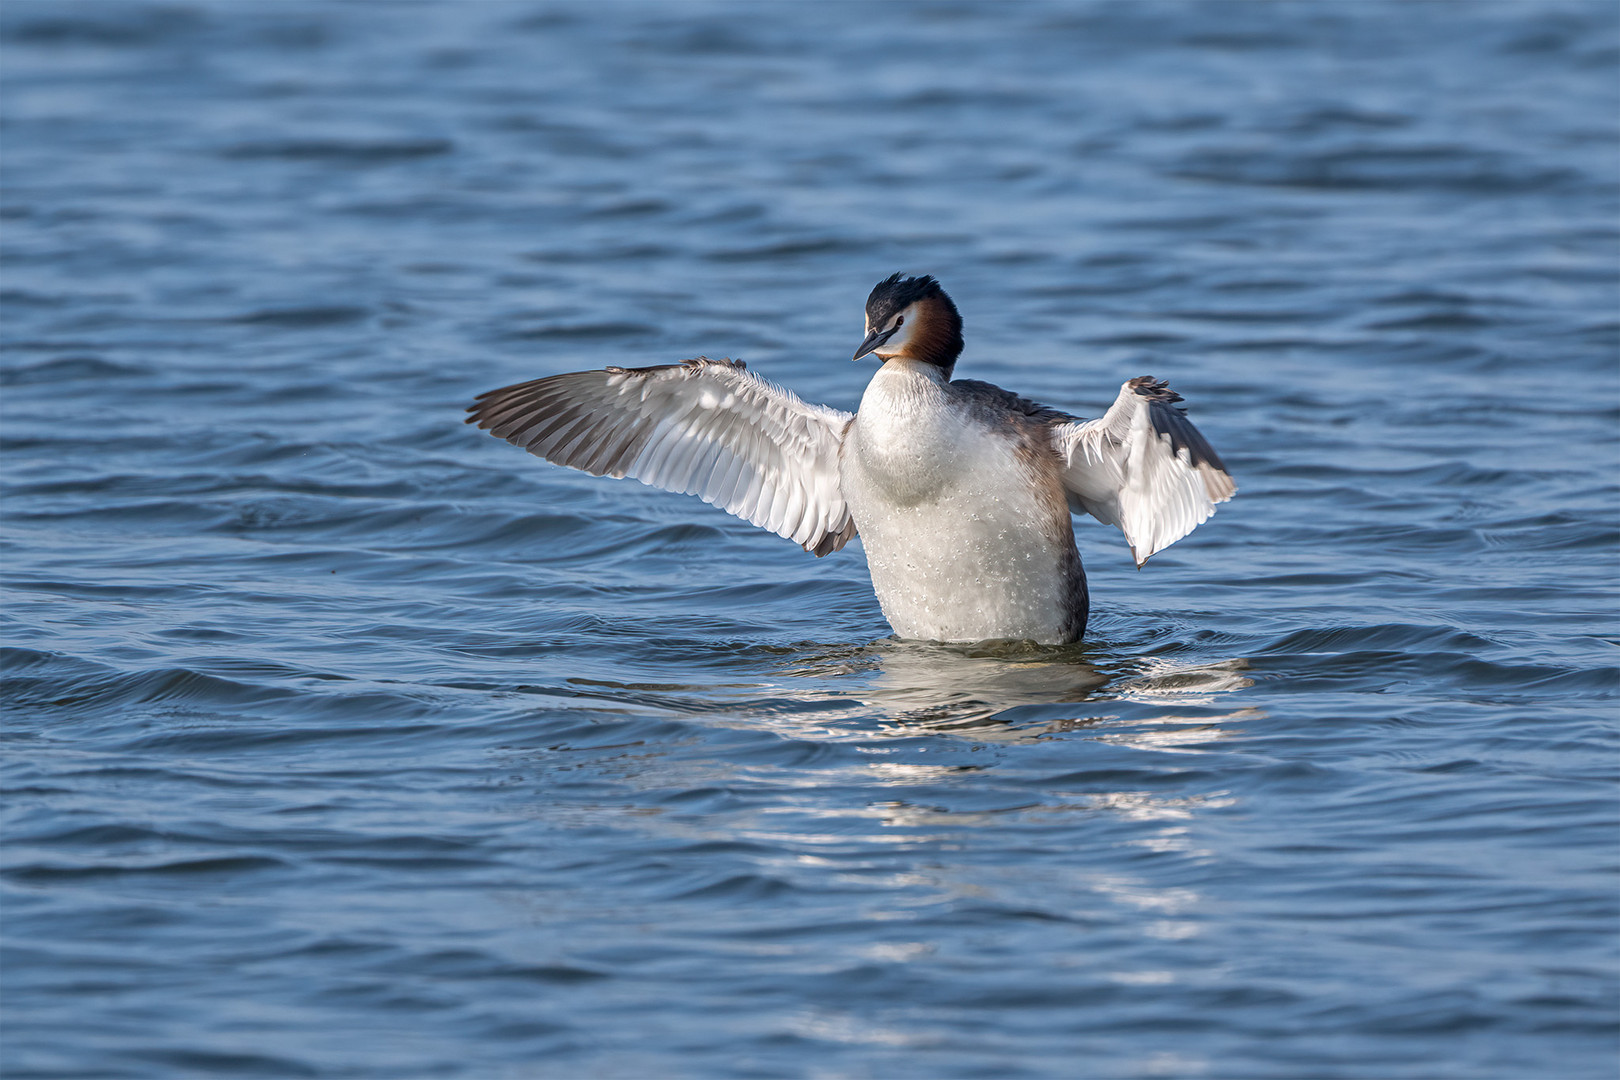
top-left (853, 273), bottom-right (964, 376)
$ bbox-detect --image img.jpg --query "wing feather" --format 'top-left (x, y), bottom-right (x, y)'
top-left (1054, 376), bottom-right (1235, 567)
top-left (467, 357), bottom-right (857, 556)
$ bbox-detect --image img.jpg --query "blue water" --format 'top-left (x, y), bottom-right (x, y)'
top-left (3, 3), bottom-right (1617, 1077)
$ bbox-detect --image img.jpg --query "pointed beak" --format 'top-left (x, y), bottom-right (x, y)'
top-left (853, 326), bottom-right (896, 361)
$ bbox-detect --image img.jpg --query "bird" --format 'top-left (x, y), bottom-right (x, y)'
top-left (467, 274), bottom-right (1234, 645)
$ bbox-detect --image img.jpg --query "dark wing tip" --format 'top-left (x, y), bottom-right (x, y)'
top-left (806, 516), bottom-right (858, 557)
top-left (470, 383), bottom-right (515, 405)
top-left (467, 374), bottom-right (557, 426)
top-left (464, 359), bottom-right (718, 427)
top-left (1127, 375), bottom-right (1184, 405)
top-left (1131, 376), bottom-right (1232, 476)
top-left (466, 383), bottom-right (524, 426)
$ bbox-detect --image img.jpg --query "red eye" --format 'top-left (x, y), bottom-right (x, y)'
top-left (895, 317), bottom-right (904, 327)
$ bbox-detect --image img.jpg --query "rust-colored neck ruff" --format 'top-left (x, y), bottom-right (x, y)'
top-left (893, 293), bottom-right (964, 376)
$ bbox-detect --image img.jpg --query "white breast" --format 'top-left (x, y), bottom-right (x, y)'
top-left (840, 362), bottom-right (1085, 644)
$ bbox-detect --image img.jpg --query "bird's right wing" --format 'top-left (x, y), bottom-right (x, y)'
top-left (1053, 376), bottom-right (1235, 567)
top-left (467, 357), bottom-right (858, 556)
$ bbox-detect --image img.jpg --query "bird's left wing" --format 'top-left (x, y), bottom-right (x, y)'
top-left (467, 357), bottom-right (857, 556)
top-left (1053, 376), bottom-right (1235, 567)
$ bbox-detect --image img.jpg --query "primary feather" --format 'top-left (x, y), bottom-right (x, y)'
top-left (468, 356), bottom-right (857, 557)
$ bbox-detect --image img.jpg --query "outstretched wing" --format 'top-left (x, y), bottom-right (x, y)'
top-left (467, 357), bottom-right (857, 556)
top-left (1053, 376), bottom-right (1235, 567)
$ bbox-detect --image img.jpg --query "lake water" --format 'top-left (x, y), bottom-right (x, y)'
top-left (3, 3), bottom-right (1617, 1077)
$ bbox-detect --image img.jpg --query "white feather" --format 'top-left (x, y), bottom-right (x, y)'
top-left (1054, 378), bottom-right (1235, 567)
top-left (468, 358), bottom-right (855, 555)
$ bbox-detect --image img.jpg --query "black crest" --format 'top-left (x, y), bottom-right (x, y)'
top-left (865, 273), bottom-right (947, 325)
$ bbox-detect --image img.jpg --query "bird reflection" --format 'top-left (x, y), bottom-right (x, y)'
top-left (777, 638), bottom-right (1256, 744)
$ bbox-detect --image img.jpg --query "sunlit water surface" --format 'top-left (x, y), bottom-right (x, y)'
top-left (3, 3), bottom-right (1617, 1077)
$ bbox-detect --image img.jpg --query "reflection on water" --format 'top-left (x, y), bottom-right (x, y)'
top-left (864, 639), bottom-right (1107, 734)
top-left (1081, 790), bottom-right (1237, 822)
top-left (1113, 657), bottom-right (1255, 705)
top-left (770, 637), bottom-right (1257, 744)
